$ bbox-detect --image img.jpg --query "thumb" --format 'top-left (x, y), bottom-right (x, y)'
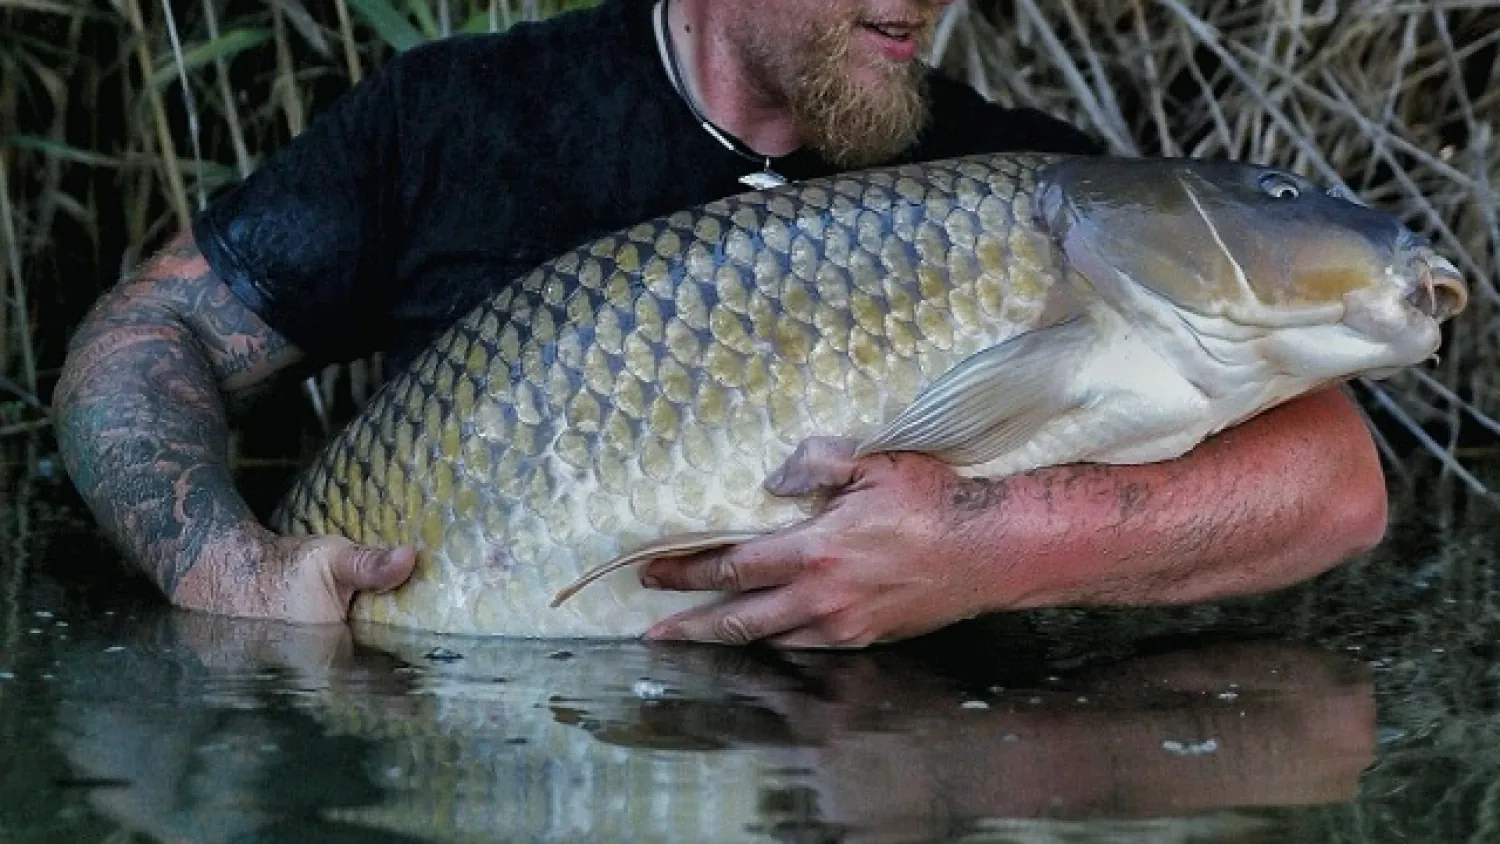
top-left (329, 543), bottom-right (418, 595)
top-left (765, 436), bottom-right (861, 497)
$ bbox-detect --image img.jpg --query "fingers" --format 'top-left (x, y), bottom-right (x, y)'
top-left (193, 532), bottom-right (418, 625)
top-left (329, 543), bottom-right (418, 594)
top-left (645, 589), bottom-right (882, 649)
top-left (640, 527), bottom-right (814, 593)
top-left (764, 436), bottom-right (861, 497)
top-left (644, 587), bottom-right (816, 645)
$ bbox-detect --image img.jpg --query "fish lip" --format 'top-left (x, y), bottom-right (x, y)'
top-left (1405, 251), bottom-right (1468, 323)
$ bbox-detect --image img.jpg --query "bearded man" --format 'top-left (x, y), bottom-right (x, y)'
top-left (53, 0), bottom-right (1386, 646)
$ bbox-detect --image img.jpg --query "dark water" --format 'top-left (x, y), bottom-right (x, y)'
top-left (2, 453), bottom-right (1498, 843)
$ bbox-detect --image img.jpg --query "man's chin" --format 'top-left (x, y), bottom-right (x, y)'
top-left (812, 135), bottom-right (919, 169)
top-left (799, 95), bottom-right (929, 169)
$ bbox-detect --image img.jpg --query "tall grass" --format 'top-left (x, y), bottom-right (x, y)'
top-left (0, 0), bottom-right (1496, 486)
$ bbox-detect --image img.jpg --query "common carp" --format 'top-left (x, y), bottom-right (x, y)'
top-left (271, 153), bottom-right (1467, 638)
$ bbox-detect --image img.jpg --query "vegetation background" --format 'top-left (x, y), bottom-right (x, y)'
top-left (0, 0), bottom-right (1496, 490)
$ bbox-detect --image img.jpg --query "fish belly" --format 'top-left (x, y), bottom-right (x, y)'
top-left (271, 154), bottom-right (1067, 637)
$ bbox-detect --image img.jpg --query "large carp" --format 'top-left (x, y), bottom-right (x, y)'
top-left (272, 153), bottom-right (1467, 638)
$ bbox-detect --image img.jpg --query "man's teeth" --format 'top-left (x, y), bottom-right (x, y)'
top-left (866, 22), bottom-right (912, 40)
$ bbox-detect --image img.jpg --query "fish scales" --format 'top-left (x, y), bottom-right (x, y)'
top-left (272, 153), bottom-right (1063, 637)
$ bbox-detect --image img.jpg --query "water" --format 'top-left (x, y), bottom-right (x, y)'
top-left (2, 456), bottom-right (1498, 843)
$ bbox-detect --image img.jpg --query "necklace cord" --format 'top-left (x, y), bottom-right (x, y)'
top-left (653, 0), bottom-right (788, 187)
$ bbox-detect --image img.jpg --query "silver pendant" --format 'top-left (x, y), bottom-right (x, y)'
top-left (739, 170), bottom-right (789, 190)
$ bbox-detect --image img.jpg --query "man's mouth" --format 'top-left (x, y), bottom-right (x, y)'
top-left (861, 20), bottom-right (922, 42)
top-left (857, 18), bottom-right (928, 62)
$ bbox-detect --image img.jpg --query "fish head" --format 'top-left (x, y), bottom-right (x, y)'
top-left (1035, 157), bottom-right (1468, 381)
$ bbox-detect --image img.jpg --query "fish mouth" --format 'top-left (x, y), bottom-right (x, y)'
top-left (1406, 251), bottom-right (1468, 323)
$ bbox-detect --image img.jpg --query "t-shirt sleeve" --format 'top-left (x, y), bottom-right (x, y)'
top-left (191, 56), bottom-right (408, 367)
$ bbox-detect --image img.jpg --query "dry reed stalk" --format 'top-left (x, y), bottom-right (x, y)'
top-left (269, 0), bottom-right (307, 139)
top-left (0, 419), bottom-right (48, 438)
top-left (0, 155), bottom-right (35, 399)
top-left (1013, 0), bottom-right (1135, 153)
top-left (119, 0), bottom-right (191, 233)
top-left (0, 27), bottom-right (11, 383)
top-left (1129, 0), bottom-right (1178, 157)
top-left (199, 0), bottom-right (252, 179)
top-left (334, 0), bottom-right (365, 83)
top-left (157, 0), bottom-right (206, 212)
top-left (0, 375), bottom-right (41, 410)
top-left (21, 13), bottom-right (86, 260)
top-left (0, 167), bottom-right (9, 380)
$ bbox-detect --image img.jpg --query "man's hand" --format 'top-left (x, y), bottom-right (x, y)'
top-left (641, 442), bottom-right (1005, 648)
top-left (173, 532), bottom-right (417, 624)
top-left (640, 388), bottom-right (1386, 648)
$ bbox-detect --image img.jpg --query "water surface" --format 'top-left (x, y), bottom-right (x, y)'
top-left (2, 457), bottom-right (1497, 843)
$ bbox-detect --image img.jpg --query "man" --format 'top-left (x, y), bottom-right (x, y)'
top-left (53, 0), bottom-right (1386, 647)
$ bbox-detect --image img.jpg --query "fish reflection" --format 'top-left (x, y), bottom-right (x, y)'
top-left (48, 610), bottom-right (1374, 843)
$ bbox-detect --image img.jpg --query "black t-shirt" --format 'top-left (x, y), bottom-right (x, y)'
top-left (192, 0), bottom-right (1102, 375)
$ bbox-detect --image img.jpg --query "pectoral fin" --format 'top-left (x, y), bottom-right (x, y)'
top-left (855, 317), bottom-right (1097, 465)
top-left (550, 530), bottom-right (767, 608)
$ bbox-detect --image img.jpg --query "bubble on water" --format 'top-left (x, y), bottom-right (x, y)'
top-left (632, 678), bottom-right (668, 700)
top-left (1162, 738), bottom-right (1219, 756)
top-left (1378, 727), bottom-right (1408, 745)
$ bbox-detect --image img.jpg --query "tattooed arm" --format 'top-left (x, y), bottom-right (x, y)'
top-left (53, 230), bottom-right (416, 622)
top-left (638, 387), bottom-right (1388, 647)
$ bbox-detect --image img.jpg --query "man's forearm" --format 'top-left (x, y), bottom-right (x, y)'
top-left (53, 237), bottom-right (291, 601)
top-left (636, 386), bottom-right (1387, 646)
top-left (954, 387), bottom-right (1388, 611)
top-left (54, 316), bottom-right (259, 598)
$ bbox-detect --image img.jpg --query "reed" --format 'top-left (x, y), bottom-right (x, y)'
top-left (0, 0), bottom-right (1495, 485)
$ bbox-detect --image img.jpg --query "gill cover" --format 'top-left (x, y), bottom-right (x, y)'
top-left (1033, 158), bottom-right (1406, 323)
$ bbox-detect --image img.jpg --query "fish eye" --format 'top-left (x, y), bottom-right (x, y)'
top-left (1259, 174), bottom-right (1301, 199)
top-left (1260, 174), bottom-right (1301, 200)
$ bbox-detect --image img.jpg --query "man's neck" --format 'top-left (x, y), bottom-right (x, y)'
top-left (668, 0), bottom-right (802, 158)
